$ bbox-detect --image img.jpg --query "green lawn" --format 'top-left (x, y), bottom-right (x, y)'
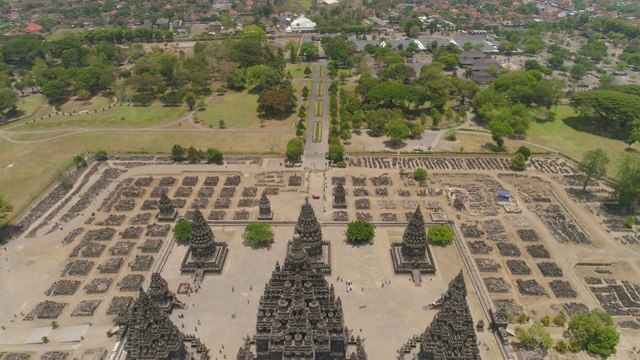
top-left (59, 96), bottom-right (112, 113)
top-left (312, 121), bottom-right (322, 142)
top-left (286, 64), bottom-right (308, 80)
top-left (14, 94), bottom-right (46, 118)
top-left (314, 100), bottom-right (323, 117)
top-left (526, 105), bottom-right (634, 172)
top-left (10, 104), bottom-right (187, 131)
top-left (298, 0), bottom-right (313, 8)
top-left (44, 28), bottom-right (85, 41)
top-left (316, 82), bottom-right (323, 97)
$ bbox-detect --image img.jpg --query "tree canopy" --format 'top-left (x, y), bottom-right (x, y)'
top-left (613, 156), bottom-right (640, 213)
top-left (427, 225), bottom-right (454, 245)
top-left (515, 323), bottom-right (552, 350)
top-left (567, 309), bottom-right (620, 358)
top-left (242, 222), bottom-right (274, 247)
top-left (345, 220), bottom-right (375, 243)
top-left (173, 220), bottom-right (192, 243)
top-left (286, 138), bottom-right (304, 162)
top-left (577, 149), bottom-right (609, 191)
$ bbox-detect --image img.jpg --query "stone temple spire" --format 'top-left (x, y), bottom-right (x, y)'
top-left (402, 206), bottom-right (427, 258)
top-left (294, 199), bottom-right (323, 257)
top-left (124, 289), bottom-right (187, 360)
top-left (284, 233), bottom-right (310, 272)
top-left (257, 191), bottom-right (273, 220)
top-left (187, 208), bottom-right (215, 259)
top-left (157, 190), bottom-right (177, 221)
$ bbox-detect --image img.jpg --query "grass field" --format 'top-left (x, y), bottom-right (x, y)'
top-left (59, 96), bottom-right (112, 113)
top-left (314, 100), bottom-right (323, 117)
top-left (318, 66), bottom-right (324, 77)
top-left (526, 105), bottom-right (633, 172)
top-left (286, 64), bottom-right (308, 79)
top-left (44, 28), bottom-right (85, 41)
top-left (9, 104), bottom-right (187, 131)
top-left (312, 121), bottom-right (322, 142)
top-left (14, 94), bottom-right (46, 118)
top-left (189, 24), bottom-right (208, 38)
top-left (316, 82), bottom-right (323, 97)
top-left (0, 128), bottom-right (292, 220)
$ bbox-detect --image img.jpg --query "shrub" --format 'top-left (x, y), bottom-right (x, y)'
top-left (173, 220), bottom-right (192, 243)
top-left (73, 155), bottom-right (87, 168)
top-left (555, 340), bottom-right (569, 354)
top-left (553, 313), bottom-right (566, 327)
top-left (427, 225), bottom-right (454, 245)
top-left (51, 321), bottom-right (58, 329)
top-left (516, 146), bottom-right (531, 160)
top-left (345, 220), bottom-right (375, 243)
top-left (242, 222), bottom-right (274, 247)
top-left (413, 168), bottom-right (428, 181)
top-left (624, 216), bottom-right (635, 228)
top-left (541, 315), bottom-right (551, 327)
top-left (445, 128), bottom-right (458, 141)
top-left (511, 153), bottom-right (527, 171)
top-left (205, 147), bottom-right (224, 164)
top-left (94, 150), bottom-right (108, 161)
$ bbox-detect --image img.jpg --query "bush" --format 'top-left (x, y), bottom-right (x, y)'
top-left (553, 313), bottom-right (566, 327)
top-left (345, 220), bottom-right (375, 243)
top-left (445, 128), bottom-right (458, 141)
top-left (515, 322), bottom-right (552, 350)
top-left (511, 153), bottom-right (527, 171)
top-left (72, 154), bottom-right (87, 168)
top-left (242, 222), bottom-right (274, 247)
top-left (205, 147), bottom-right (224, 164)
top-left (427, 225), bottom-right (454, 245)
top-left (94, 150), bottom-right (108, 161)
top-left (413, 168), bottom-right (428, 181)
top-left (516, 146), bottom-right (531, 161)
top-left (624, 216), bottom-right (635, 228)
top-left (173, 220), bottom-right (192, 243)
top-left (540, 315), bottom-right (551, 327)
top-left (51, 321), bottom-right (58, 329)
top-left (555, 340), bottom-right (569, 354)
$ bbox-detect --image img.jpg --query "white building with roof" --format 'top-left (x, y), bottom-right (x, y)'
top-left (285, 15), bottom-right (317, 33)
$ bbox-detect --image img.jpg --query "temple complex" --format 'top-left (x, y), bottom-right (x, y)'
top-left (398, 271), bottom-right (481, 360)
top-left (332, 183), bottom-right (347, 209)
top-left (236, 232), bottom-right (367, 360)
top-left (390, 206), bottom-right (436, 277)
top-left (180, 208), bottom-right (228, 274)
top-left (148, 272), bottom-right (184, 313)
top-left (122, 289), bottom-right (210, 360)
top-left (257, 191), bottom-right (274, 220)
top-left (294, 199), bottom-right (331, 274)
top-left (157, 191), bottom-right (178, 221)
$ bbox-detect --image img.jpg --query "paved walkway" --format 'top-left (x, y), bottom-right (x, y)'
top-left (303, 62), bottom-right (329, 171)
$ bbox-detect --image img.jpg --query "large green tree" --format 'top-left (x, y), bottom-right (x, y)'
top-left (577, 149), bottom-right (610, 191)
top-left (286, 138), bottom-right (304, 162)
top-left (242, 222), bottom-right (274, 247)
top-left (257, 89), bottom-right (296, 118)
top-left (384, 119), bottom-right (411, 145)
top-left (173, 220), bottom-right (192, 243)
top-left (345, 220), bottom-right (375, 243)
top-left (567, 309), bottom-right (620, 358)
top-left (515, 323), bottom-right (552, 350)
top-left (613, 156), bottom-right (640, 213)
top-left (0, 88), bottom-right (18, 115)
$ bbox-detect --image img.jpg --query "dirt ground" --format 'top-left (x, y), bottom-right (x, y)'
top-left (0, 155), bottom-right (638, 360)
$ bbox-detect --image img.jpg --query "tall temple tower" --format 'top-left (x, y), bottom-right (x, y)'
top-left (398, 271), bottom-right (481, 360)
top-left (402, 206), bottom-right (428, 258)
top-left (188, 208), bottom-right (216, 259)
top-left (123, 289), bottom-right (209, 360)
top-left (124, 289), bottom-right (187, 360)
top-left (237, 233), bottom-right (367, 359)
top-left (294, 199), bottom-right (323, 257)
top-left (180, 208), bottom-right (228, 274)
top-left (390, 206), bottom-right (436, 276)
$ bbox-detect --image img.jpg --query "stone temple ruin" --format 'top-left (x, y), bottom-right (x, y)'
top-left (156, 190), bottom-right (178, 222)
top-left (121, 289), bottom-right (209, 360)
top-left (332, 182), bottom-right (347, 209)
top-left (236, 232), bottom-right (367, 360)
top-left (148, 272), bottom-right (185, 313)
top-left (293, 199), bottom-right (331, 274)
top-left (257, 191), bottom-right (273, 220)
top-left (180, 208), bottom-right (228, 275)
top-left (390, 206), bottom-right (436, 279)
top-left (398, 271), bottom-right (481, 360)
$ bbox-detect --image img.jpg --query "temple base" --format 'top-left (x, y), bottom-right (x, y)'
top-left (180, 243), bottom-right (229, 274)
top-left (287, 241), bottom-right (332, 275)
top-left (390, 243), bottom-right (436, 275)
top-left (257, 211), bottom-right (273, 220)
top-left (157, 210), bottom-right (178, 222)
top-left (332, 201), bottom-right (347, 209)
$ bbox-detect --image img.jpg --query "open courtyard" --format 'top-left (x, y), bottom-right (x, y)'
top-left (0, 153), bottom-right (638, 359)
